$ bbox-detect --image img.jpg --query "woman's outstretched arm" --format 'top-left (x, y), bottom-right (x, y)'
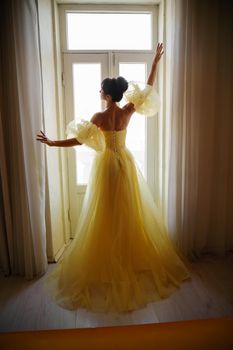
top-left (122, 43), bottom-right (164, 115)
top-left (36, 130), bottom-right (81, 147)
top-left (147, 43), bottom-right (164, 86)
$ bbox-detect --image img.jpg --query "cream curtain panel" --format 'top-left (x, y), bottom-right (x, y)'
top-left (166, 0), bottom-right (233, 259)
top-left (0, 0), bottom-right (47, 278)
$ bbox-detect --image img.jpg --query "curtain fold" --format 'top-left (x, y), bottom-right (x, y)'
top-left (166, 0), bottom-right (233, 258)
top-left (0, 0), bottom-right (47, 279)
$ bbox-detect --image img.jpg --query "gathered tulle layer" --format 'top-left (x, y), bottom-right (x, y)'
top-left (43, 130), bottom-right (190, 312)
top-left (66, 119), bottom-right (105, 152)
top-left (124, 81), bottom-right (160, 117)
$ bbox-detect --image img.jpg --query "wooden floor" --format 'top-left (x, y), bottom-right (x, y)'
top-left (0, 253), bottom-right (233, 333)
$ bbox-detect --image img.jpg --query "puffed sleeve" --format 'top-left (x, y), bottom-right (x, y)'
top-left (66, 119), bottom-right (105, 152)
top-left (124, 81), bottom-right (160, 117)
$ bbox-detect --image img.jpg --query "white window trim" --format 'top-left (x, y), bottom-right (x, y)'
top-left (59, 4), bottom-right (157, 53)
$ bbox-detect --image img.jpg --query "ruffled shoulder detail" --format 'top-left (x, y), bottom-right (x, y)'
top-left (124, 81), bottom-right (160, 117)
top-left (66, 120), bottom-right (105, 152)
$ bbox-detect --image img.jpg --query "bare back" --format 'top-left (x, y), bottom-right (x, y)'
top-left (91, 103), bottom-right (135, 131)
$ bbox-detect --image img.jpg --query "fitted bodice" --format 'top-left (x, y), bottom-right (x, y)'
top-left (66, 82), bottom-right (160, 154)
top-left (102, 129), bottom-right (127, 152)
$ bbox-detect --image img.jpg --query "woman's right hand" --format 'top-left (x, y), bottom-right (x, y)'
top-left (36, 130), bottom-right (54, 146)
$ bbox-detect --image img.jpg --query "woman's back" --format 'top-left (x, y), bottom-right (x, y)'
top-left (97, 104), bottom-right (133, 132)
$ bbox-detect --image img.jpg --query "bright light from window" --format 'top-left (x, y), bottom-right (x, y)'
top-left (67, 13), bottom-right (152, 50)
top-left (73, 63), bottom-right (101, 184)
top-left (73, 63), bottom-right (101, 119)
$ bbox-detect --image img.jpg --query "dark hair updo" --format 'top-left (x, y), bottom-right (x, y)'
top-left (101, 76), bottom-right (128, 102)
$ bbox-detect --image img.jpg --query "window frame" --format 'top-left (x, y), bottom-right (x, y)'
top-left (58, 3), bottom-right (162, 236)
top-left (59, 4), bottom-right (157, 54)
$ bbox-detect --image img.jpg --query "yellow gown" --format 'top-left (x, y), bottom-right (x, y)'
top-left (43, 83), bottom-right (190, 313)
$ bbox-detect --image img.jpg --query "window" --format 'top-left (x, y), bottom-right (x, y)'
top-left (67, 12), bottom-right (152, 50)
top-left (59, 4), bottom-right (158, 234)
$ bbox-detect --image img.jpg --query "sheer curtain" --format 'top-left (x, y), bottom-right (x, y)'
top-left (165, 0), bottom-right (233, 259)
top-left (0, 0), bottom-right (47, 278)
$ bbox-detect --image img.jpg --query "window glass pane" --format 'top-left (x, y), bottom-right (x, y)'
top-left (119, 63), bottom-right (146, 177)
top-left (67, 13), bottom-right (152, 50)
top-left (73, 64), bottom-right (101, 119)
top-left (73, 63), bottom-right (101, 184)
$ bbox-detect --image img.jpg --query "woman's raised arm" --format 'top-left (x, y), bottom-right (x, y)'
top-left (147, 43), bottom-right (164, 86)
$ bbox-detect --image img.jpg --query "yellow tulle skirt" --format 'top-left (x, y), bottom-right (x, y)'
top-left (43, 131), bottom-right (190, 313)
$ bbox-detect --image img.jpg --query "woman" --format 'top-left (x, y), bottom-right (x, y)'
top-left (37, 43), bottom-right (190, 313)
